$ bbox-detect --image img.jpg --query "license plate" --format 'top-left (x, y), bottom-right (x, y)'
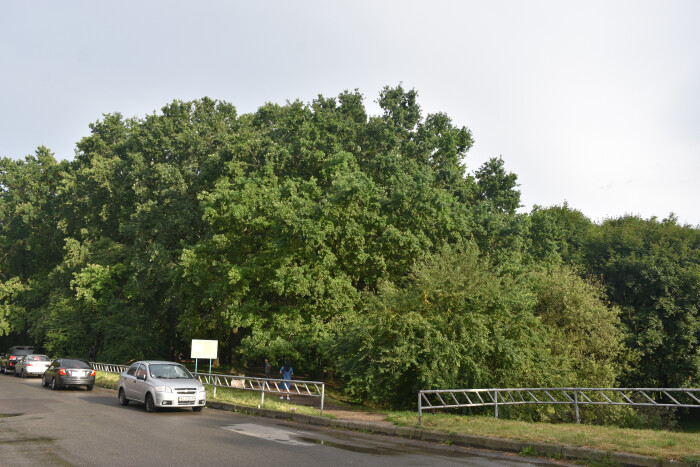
top-left (71, 370), bottom-right (85, 377)
top-left (178, 396), bottom-right (195, 402)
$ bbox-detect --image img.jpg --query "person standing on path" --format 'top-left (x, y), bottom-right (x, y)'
top-left (279, 360), bottom-right (293, 400)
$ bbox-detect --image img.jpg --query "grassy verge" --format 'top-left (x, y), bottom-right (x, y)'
top-left (93, 373), bottom-right (699, 462)
top-left (95, 372), bottom-right (119, 389)
top-left (203, 385), bottom-right (333, 418)
top-left (386, 411), bottom-right (700, 462)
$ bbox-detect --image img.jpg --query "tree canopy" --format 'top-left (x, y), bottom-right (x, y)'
top-left (0, 86), bottom-right (697, 415)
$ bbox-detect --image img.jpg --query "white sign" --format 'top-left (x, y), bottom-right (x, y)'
top-left (191, 339), bottom-right (218, 359)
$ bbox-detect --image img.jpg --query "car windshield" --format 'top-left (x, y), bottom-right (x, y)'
top-left (62, 359), bottom-right (91, 369)
top-left (149, 364), bottom-right (193, 379)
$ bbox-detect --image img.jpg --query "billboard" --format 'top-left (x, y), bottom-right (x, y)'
top-left (190, 339), bottom-right (218, 359)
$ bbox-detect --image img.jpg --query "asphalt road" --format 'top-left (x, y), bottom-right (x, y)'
top-left (0, 374), bottom-right (565, 466)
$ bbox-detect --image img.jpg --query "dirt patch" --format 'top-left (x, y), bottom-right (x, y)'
top-left (326, 409), bottom-right (394, 426)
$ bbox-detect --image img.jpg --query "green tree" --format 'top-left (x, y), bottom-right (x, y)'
top-left (586, 215), bottom-right (700, 387)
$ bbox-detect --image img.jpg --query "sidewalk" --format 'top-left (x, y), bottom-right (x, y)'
top-left (207, 400), bottom-right (692, 467)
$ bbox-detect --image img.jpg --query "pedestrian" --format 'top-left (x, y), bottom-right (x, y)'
top-left (264, 359), bottom-right (271, 378)
top-left (279, 360), bottom-right (293, 400)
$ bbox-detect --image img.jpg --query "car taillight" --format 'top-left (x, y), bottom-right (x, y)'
top-left (90, 370), bottom-right (96, 376)
top-left (59, 368), bottom-right (66, 376)
top-left (26, 363), bottom-right (33, 367)
top-left (9, 356), bottom-right (16, 361)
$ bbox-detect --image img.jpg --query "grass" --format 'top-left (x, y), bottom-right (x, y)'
top-left (203, 385), bottom-right (333, 418)
top-left (93, 372), bottom-right (700, 462)
top-left (386, 411), bottom-right (700, 461)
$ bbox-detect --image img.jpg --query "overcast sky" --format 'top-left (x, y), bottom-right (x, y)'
top-left (2, 1), bottom-right (698, 225)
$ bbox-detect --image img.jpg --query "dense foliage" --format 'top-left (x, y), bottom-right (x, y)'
top-left (0, 87), bottom-right (697, 414)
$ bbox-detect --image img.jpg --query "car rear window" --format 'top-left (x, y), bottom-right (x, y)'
top-left (13, 349), bottom-right (34, 356)
top-left (61, 359), bottom-right (91, 369)
top-left (28, 355), bottom-right (50, 361)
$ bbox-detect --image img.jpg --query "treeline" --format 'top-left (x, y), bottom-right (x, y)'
top-left (1, 87), bottom-right (698, 412)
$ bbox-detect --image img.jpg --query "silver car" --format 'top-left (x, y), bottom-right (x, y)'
top-left (14, 354), bottom-right (51, 378)
top-left (117, 361), bottom-right (206, 413)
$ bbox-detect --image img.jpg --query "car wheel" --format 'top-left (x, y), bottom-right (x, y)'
top-left (50, 377), bottom-right (57, 390)
top-left (42, 375), bottom-right (47, 387)
top-left (86, 385), bottom-right (93, 391)
top-left (118, 388), bottom-right (129, 406)
top-left (144, 393), bottom-right (155, 413)
top-left (193, 406), bottom-right (203, 412)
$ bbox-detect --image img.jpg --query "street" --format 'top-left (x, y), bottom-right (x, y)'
top-left (0, 374), bottom-right (564, 466)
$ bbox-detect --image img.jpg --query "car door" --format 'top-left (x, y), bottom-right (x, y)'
top-left (130, 363), bottom-right (148, 402)
top-left (15, 356), bottom-right (25, 375)
top-left (45, 360), bottom-right (59, 383)
top-left (122, 363), bottom-right (139, 399)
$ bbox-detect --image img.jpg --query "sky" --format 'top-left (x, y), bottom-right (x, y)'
top-left (1, 1), bottom-right (698, 226)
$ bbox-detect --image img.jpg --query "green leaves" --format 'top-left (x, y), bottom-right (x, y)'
top-left (0, 87), bottom-right (695, 419)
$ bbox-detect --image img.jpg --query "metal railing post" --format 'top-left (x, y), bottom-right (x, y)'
top-left (418, 391), bottom-right (422, 426)
top-left (574, 389), bottom-right (580, 424)
top-left (320, 383), bottom-right (325, 416)
top-left (494, 390), bottom-right (499, 419)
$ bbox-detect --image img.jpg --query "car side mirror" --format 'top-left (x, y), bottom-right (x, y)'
top-left (137, 374), bottom-right (146, 381)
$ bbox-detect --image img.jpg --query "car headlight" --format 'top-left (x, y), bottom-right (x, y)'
top-left (198, 386), bottom-right (206, 392)
top-left (154, 386), bottom-right (172, 393)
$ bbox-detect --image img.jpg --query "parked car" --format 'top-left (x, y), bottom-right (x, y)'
top-left (117, 360), bottom-right (206, 413)
top-left (42, 358), bottom-right (95, 390)
top-left (14, 354), bottom-right (52, 378)
top-left (1, 346), bottom-right (35, 374)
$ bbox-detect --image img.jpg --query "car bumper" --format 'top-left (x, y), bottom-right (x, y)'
top-left (154, 392), bottom-right (206, 407)
top-left (58, 375), bottom-right (95, 387)
top-left (25, 368), bottom-right (49, 376)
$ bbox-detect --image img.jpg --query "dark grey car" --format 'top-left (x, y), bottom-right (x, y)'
top-left (42, 359), bottom-right (95, 390)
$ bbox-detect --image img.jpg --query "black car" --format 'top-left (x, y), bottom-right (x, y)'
top-left (1, 346), bottom-right (35, 375)
top-left (42, 358), bottom-right (96, 390)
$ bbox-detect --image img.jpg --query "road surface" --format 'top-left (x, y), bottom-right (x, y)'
top-left (0, 373), bottom-right (566, 466)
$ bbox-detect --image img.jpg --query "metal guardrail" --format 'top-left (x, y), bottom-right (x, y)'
top-left (192, 372), bottom-right (325, 416)
top-left (89, 362), bottom-right (325, 416)
top-left (91, 362), bottom-right (129, 375)
top-left (418, 387), bottom-right (700, 425)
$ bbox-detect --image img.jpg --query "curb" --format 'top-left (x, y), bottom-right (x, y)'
top-left (206, 401), bottom-right (692, 467)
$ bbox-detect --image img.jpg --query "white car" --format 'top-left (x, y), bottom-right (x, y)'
top-left (14, 354), bottom-right (51, 378)
top-left (117, 361), bottom-right (206, 413)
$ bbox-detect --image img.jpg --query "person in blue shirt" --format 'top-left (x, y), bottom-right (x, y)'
top-left (279, 360), bottom-right (293, 400)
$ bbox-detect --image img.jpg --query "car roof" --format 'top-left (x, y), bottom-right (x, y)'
top-left (135, 360), bottom-right (182, 365)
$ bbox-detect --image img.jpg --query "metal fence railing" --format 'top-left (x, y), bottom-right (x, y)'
top-left (91, 362), bottom-right (129, 376)
top-left (193, 372), bottom-right (325, 416)
top-left (89, 362), bottom-right (325, 416)
top-left (418, 387), bottom-right (700, 425)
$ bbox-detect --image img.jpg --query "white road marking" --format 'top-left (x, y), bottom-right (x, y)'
top-left (221, 423), bottom-right (315, 446)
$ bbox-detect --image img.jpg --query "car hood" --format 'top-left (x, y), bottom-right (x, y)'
top-left (150, 378), bottom-right (203, 389)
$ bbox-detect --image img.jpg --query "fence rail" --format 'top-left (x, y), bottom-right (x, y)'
top-left (193, 372), bottom-right (325, 415)
top-left (89, 362), bottom-right (325, 416)
top-left (418, 387), bottom-right (700, 425)
top-left (91, 362), bottom-right (129, 375)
